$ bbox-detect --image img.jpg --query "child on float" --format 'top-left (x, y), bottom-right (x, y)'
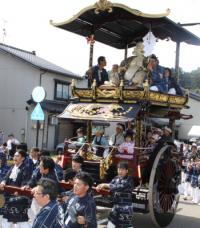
top-left (97, 162), bottom-right (134, 228)
top-left (116, 131), bottom-right (135, 160)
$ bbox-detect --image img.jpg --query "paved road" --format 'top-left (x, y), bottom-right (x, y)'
top-left (97, 196), bottom-right (200, 228)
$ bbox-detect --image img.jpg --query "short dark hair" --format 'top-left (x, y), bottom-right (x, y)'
top-left (75, 172), bottom-right (93, 188)
top-left (76, 127), bottom-right (84, 133)
top-left (40, 156), bottom-right (55, 172)
top-left (125, 130), bottom-right (134, 140)
top-left (149, 54), bottom-right (158, 61)
top-left (64, 168), bottom-right (77, 182)
top-left (37, 178), bottom-right (58, 200)
top-left (98, 56), bottom-right (105, 64)
top-left (72, 155), bottom-right (84, 165)
top-left (117, 162), bottom-right (129, 170)
top-left (16, 150), bottom-right (27, 158)
top-left (40, 150), bottom-right (50, 157)
top-left (31, 147), bottom-right (40, 153)
top-left (164, 67), bottom-right (172, 77)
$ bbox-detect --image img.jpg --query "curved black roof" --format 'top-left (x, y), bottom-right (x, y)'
top-left (51, 1), bottom-right (200, 49)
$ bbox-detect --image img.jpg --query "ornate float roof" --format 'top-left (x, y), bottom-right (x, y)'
top-left (50, 0), bottom-right (200, 49)
top-left (58, 103), bottom-right (141, 122)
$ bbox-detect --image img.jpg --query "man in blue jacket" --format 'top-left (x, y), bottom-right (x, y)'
top-left (32, 178), bottom-right (64, 228)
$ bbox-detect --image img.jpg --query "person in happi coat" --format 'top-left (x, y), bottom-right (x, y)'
top-left (64, 172), bottom-right (97, 228)
top-left (86, 56), bottom-right (108, 87)
top-left (32, 178), bottom-right (64, 228)
top-left (0, 150), bottom-right (32, 228)
top-left (97, 162), bottom-right (134, 228)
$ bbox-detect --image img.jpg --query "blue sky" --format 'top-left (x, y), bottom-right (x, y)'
top-left (0, 0), bottom-right (200, 75)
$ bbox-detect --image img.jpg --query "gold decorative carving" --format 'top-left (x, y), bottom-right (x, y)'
top-left (72, 87), bottom-right (187, 107)
top-left (97, 88), bottom-right (120, 98)
top-left (94, 0), bottom-right (113, 14)
top-left (100, 150), bottom-right (114, 179)
top-left (123, 90), bottom-right (144, 100)
top-left (149, 92), bottom-right (168, 103)
top-left (74, 89), bottom-right (92, 98)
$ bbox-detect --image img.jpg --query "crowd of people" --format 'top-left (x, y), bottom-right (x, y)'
top-left (0, 136), bottom-right (137, 228)
top-left (0, 126), bottom-right (198, 227)
top-left (181, 143), bottom-right (200, 205)
top-left (0, 124), bottom-right (175, 228)
top-left (85, 53), bottom-right (183, 96)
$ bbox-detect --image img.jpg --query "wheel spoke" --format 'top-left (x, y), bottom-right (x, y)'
top-left (149, 145), bottom-right (181, 227)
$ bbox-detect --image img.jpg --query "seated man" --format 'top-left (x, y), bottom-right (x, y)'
top-left (163, 68), bottom-right (183, 95)
top-left (109, 123), bottom-right (125, 147)
top-left (147, 54), bottom-right (165, 92)
top-left (92, 129), bottom-right (109, 158)
top-left (69, 127), bottom-right (86, 150)
top-left (86, 56), bottom-right (108, 87)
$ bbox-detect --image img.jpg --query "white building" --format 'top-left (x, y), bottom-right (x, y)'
top-left (0, 43), bottom-right (86, 150)
top-left (179, 92), bottom-right (200, 140)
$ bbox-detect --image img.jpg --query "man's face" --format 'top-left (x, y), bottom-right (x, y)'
top-left (149, 58), bottom-right (157, 68)
top-left (30, 150), bottom-right (38, 159)
top-left (72, 161), bottom-right (81, 171)
top-left (100, 58), bottom-right (107, 67)
top-left (116, 127), bottom-right (122, 134)
top-left (34, 185), bottom-right (48, 207)
top-left (191, 146), bottom-right (197, 153)
top-left (13, 152), bottom-right (24, 166)
top-left (73, 178), bottom-right (88, 197)
top-left (39, 161), bottom-right (48, 174)
top-left (118, 168), bottom-right (128, 177)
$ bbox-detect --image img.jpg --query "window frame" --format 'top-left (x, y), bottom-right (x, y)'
top-left (54, 79), bottom-right (70, 101)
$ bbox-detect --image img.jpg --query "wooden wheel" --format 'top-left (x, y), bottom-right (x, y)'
top-left (149, 145), bottom-right (181, 227)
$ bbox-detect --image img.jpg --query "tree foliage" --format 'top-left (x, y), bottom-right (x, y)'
top-left (179, 67), bottom-right (200, 94)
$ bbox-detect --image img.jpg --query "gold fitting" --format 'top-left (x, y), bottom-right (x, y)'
top-left (92, 79), bottom-right (97, 88)
top-left (119, 79), bottom-right (124, 87)
top-left (143, 80), bottom-right (149, 88)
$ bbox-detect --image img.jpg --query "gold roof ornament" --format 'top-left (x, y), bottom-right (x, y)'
top-left (94, 0), bottom-right (113, 14)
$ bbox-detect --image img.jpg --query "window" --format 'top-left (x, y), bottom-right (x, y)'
top-left (54, 80), bottom-right (70, 100)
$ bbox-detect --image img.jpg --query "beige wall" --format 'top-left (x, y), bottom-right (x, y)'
top-left (0, 51), bottom-right (85, 151)
top-left (0, 52), bottom-right (40, 145)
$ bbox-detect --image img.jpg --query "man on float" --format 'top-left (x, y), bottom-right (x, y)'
top-left (86, 56), bottom-right (108, 87)
top-left (147, 54), bottom-right (165, 92)
top-left (109, 123), bottom-right (125, 147)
